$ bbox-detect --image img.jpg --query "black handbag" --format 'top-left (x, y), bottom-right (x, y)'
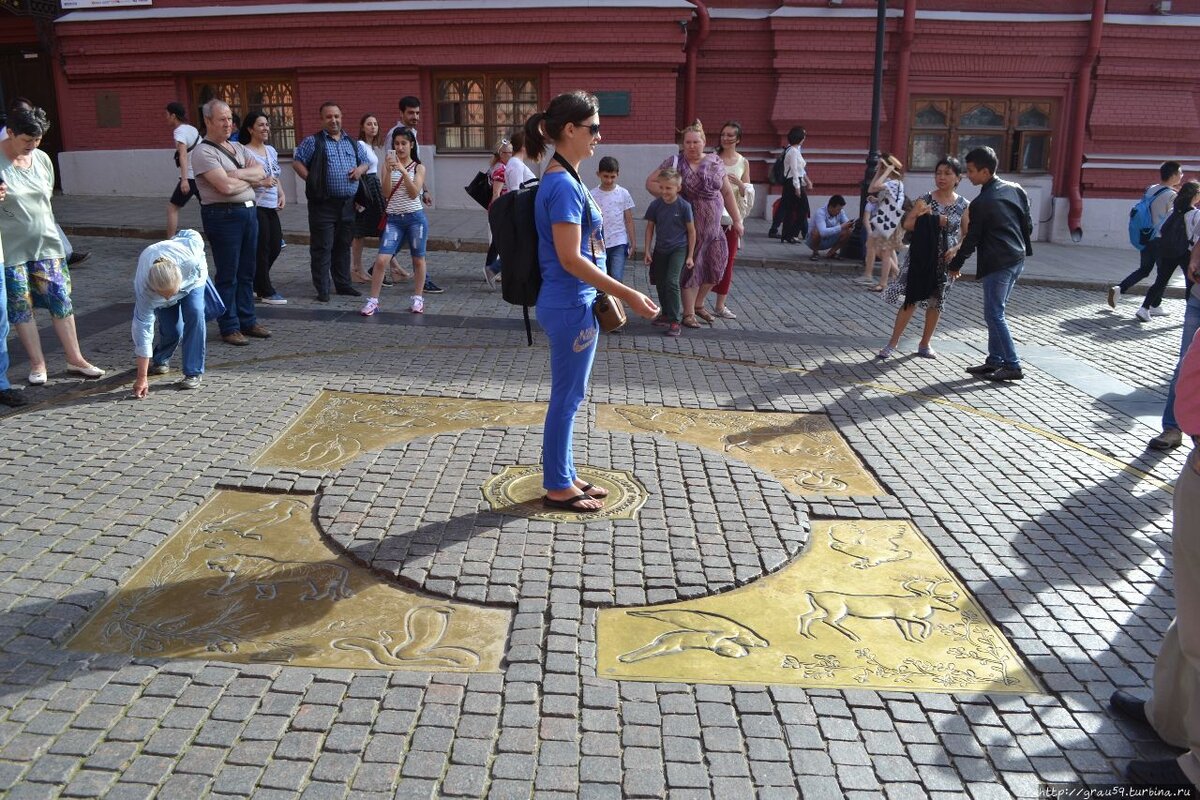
top-left (465, 170), bottom-right (492, 209)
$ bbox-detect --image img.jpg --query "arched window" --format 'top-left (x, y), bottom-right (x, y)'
top-left (436, 73), bottom-right (540, 152)
top-left (191, 77), bottom-right (296, 153)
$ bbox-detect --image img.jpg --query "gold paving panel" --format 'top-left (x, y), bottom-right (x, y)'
top-left (596, 406), bottom-right (883, 497)
top-left (597, 519), bottom-right (1039, 694)
top-left (481, 465), bottom-right (648, 523)
top-left (69, 492), bottom-right (510, 671)
top-left (256, 392), bottom-right (547, 471)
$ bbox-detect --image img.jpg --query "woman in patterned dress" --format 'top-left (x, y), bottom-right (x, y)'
top-left (646, 121), bottom-right (743, 328)
top-left (0, 106), bottom-right (104, 384)
top-left (876, 156), bottom-right (969, 359)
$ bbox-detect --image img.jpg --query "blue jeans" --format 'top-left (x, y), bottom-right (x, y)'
top-left (153, 285), bottom-right (206, 378)
top-left (379, 210), bottom-right (428, 258)
top-left (201, 203), bottom-right (258, 335)
top-left (0, 264), bottom-right (9, 391)
top-left (1164, 289), bottom-right (1200, 430)
top-left (981, 260), bottom-right (1024, 369)
top-left (536, 301), bottom-right (599, 491)
top-left (606, 245), bottom-right (629, 284)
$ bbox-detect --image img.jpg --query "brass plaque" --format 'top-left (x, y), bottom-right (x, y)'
top-left (256, 392), bottom-right (547, 471)
top-left (596, 406), bottom-right (882, 497)
top-left (69, 492), bottom-right (509, 671)
top-left (481, 464), bottom-right (647, 522)
top-left (597, 519), bottom-right (1039, 694)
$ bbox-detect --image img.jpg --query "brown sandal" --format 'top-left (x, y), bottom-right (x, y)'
top-left (681, 315), bottom-right (703, 329)
top-left (694, 307), bottom-right (715, 323)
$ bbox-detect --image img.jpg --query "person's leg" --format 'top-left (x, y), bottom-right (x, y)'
top-left (983, 261), bottom-right (1023, 369)
top-left (365, 217), bottom-right (401, 308)
top-left (308, 200), bottom-right (335, 297)
top-left (537, 303), bottom-right (599, 503)
top-left (331, 198), bottom-right (356, 293)
top-left (1141, 460), bottom-right (1200, 767)
top-left (485, 242), bottom-right (500, 274)
top-left (203, 205), bottom-right (242, 335)
top-left (1161, 294), bottom-right (1200, 433)
top-left (714, 227), bottom-right (736, 313)
top-left (664, 249), bottom-right (686, 323)
top-left (694, 282), bottom-right (716, 315)
top-left (0, 265), bottom-right (9, 391)
top-left (179, 286), bottom-right (207, 377)
top-left (36, 257), bottom-right (95, 369)
top-left (828, 226), bottom-right (853, 257)
top-left (606, 245), bottom-right (627, 284)
top-left (352, 238), bottom-right (370, 282)
top-left (918, 308), bottom-right (942, 351)
top-left (768, 197), bottom-right (782, 237)
top-left (886, 305), bottom-right (918, 349)
top-left (651, 250), bottom-right (672, 320)
top-left (152, 302), bottom-right (182, 368)
top-left (166, 201), bottom-right (180, 239)
top-left (254, 207), bottom-right (272, 298)
top-left (1146, 255), bottom-right (1183, 310)
top-left (780, 183), bottom-right (801, 242)
top-left (5, 263), bottom-right (43, 373)
top-left (862, 237), bottom-right (878, 282)
top-left (407, 212), bottom-right (428, 310)
top-left (235, 206), bottom-right (259, 330)
top-left (1118, 242), bottom-right (1159, 293)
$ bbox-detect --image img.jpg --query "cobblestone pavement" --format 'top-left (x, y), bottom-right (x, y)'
top-left (0, 233), bottom-right (1191, 798)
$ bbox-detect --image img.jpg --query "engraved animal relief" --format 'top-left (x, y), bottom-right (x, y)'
top-left (331, 606), bottom-right (480, 668)
top-left (776, 467), bottom-right (850, 493)
top-left (797, 578), bottom-right (960, 643)
top-left (200, 498), bottom-right (308, 541)
top-left (618, 610), bottom-right (769, 663)
top-left (827, 521), bottom-right (913, 569)
top-left (613, 407), bottom-right (723, 436)
top-left (204, 554), bottom-right (354, 602)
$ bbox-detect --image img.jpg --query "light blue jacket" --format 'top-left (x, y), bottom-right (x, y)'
top-left (131, 229), bottom-right (208, 358)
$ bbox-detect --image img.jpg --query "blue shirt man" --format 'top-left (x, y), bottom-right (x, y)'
top-left (808, 195), bottom-right (853, 259)
top-left (292, 102), bottom-right (367, 300)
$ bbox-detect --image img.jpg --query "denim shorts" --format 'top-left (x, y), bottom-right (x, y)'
top-left (379, 210), bottom-right (428, 258)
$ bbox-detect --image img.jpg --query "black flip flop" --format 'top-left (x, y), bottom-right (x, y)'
top-left (543, 494), bottom-right (602, 513)
top-left (579, 482), bottom-right (609, 498)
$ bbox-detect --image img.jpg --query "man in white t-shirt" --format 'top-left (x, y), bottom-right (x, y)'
top-left (165, 101), bottom-right (201, 238)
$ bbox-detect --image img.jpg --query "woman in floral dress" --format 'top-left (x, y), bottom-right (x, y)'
top-left (877, 156), bottom-right (970, 360)
top-left (646, 121), bottom-right (743, 328)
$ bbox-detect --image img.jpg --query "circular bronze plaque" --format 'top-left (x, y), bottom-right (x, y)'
top-left (481, 464), bottom-right (647, 522)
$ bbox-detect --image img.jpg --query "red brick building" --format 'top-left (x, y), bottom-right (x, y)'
top-left (3, 0), bottom-right (1199, 246)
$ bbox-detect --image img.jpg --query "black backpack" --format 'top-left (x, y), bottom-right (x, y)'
top-left (490, 178), bottom-right (542, 345)
top-left (769, 146), bottom-right (789, 185)
top-left (1159, 208), bottom-right (1191, 263)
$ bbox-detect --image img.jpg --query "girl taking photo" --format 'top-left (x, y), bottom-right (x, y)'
top-left (360, 126), bottom-right (427, 316)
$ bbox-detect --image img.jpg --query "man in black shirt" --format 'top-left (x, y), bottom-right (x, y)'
top-left (946, 146), bottom-right (1033, 382)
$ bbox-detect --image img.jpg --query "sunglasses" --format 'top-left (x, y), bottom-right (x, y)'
top-left (577, 122), bottom-right (601, 136)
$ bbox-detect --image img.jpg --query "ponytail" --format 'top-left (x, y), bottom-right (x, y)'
top-left (522, 90), bottom-right (599, 162)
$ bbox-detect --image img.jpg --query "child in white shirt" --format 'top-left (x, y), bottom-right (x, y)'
top-left (590, 156), bottom-right (636, 284)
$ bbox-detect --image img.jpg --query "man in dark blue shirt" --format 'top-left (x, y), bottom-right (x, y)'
top-left (293, 102), bottom-right (367, 302)
top-left (947, 146), bottom-right (1033, 382)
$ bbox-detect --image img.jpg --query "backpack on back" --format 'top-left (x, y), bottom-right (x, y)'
top-left (1129, 185), bottom-right (1171, 251)
top-left (1158, 208), bottom-right (1190, 263)
top-left (769, 146), bottom-right (789, 185)
top-left (489, 181), bottom-right (542, 345)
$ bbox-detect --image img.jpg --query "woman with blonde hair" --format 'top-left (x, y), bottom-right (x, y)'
top-left (645, 120), bottom-right (743, 328)
top-left (865, 152), bottom-right (906, 293)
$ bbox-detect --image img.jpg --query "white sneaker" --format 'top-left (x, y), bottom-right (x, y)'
top-left (1136, 306), bottom-right (1152, 323)
top-left (410, 295), bottom-right (425, 314)
top-left (1150, 306), bottom-right (1169, 317)
top-left (1107, 285), bottom-right (1121, 308)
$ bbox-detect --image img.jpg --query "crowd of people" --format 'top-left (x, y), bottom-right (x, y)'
top-left (1, 83), bottom-right (1200, 791)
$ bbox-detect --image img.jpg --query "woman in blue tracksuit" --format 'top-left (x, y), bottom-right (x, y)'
top-left (524, 91), bottom-right (658, 512)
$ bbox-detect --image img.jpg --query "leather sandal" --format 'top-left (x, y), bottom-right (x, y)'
top-left (681, 315), bottom-right (703, 329)
top-left (694, 307), bottom-right (715, 323)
